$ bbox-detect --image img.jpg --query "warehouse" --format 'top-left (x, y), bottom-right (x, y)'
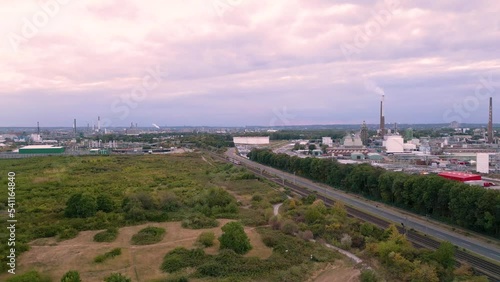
top-left (233, 136), bottom-right (270, 145)
top-left (19, 145), bottom-right (65, 154)
top-left (437, 171), bottom-right (481, 182)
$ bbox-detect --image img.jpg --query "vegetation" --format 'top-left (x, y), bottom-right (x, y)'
top-left (94, 248), bottom-right (122, 263)
top-left (248, 149), bottom-right (500, 237)
top-left (131, 226), bottom-right (166, 245)
top-left (6, 270), bottom-right (51, 282)
top-left (161, 228), bottom-right (339, 280)
top-left (218, 221), bottom-right (252, 254)
top-left (197, 231), bottom-right (216, 247)
top-left (0, 154), bottom-right (246, 273)
top-left (181, 214), bottom-right (218, 229)
top-left (93, 228), bottom-right (119, 242)
top-left (103, 273), bottom-right (131, 282)
top-left (60, 270), bottom-right (81, 282)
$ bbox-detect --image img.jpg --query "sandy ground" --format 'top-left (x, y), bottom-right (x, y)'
top-left (311, 261), bottom-right (361, 282)
top-left (3, 220), bottom-right (272, 282)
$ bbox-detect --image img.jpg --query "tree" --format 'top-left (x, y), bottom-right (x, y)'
top-left (61, 270), bottom-right (81, 282)
top-left (218, 222), bottom-right (252, 254)
top-left (64, 193), bottom-right (97, 218)
top-left (434, 241), bottom-right (455, 269)
top-left (104, 273), bottom-right (131, 282)
top-left (96, 194), bottom-right (114, 212)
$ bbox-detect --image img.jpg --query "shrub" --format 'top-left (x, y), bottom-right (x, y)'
top-left (93, 228), bottom-right (119, 242)
top-left (97, 194), bottom-right (115, 212)
top-left (197, 232), bottom-right (216, 247)
top-left (94, 248), bottom-right (122, 263)
top-left (6, 270), bottom-right (51, 282)
top-left (61, 270), bottom-right (81, 282)
top-left (219, 222), bottom-right (252, 254)
top-left (298, 230), bottom-right (314, 241)
top-left (161, 247), bottom-right (208, 273)
top-left (181, 214), bottom-right (218, 229)
top-left (360, 270), bottom-right (379, 282)
top-left (340, 234), bottom-right (352, 249)
top-left (104, 273), bottom-right (131, 282)
top-left (261, 234), bottom-right (279, 247)
top-left (280, 219), bottom-right (298, 235)
top-left (131, 226), bottom-right (165, 245)
top-left (58, 228), bottom-right (79, 240)
top-left (64, 193), bottom-right (97, 218)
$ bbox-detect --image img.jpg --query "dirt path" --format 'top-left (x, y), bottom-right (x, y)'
top-left (273, 203), bottom-right (283, 216)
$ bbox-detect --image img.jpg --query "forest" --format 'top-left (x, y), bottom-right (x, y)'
top-left (248, 149), bottom-right (500, 237)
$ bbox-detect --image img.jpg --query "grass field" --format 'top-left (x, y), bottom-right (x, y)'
top-left (0, 153), bottom-right (348, 281)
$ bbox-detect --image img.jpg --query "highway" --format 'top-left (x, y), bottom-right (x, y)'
top-left (225, 148), bottom-right (500, 275)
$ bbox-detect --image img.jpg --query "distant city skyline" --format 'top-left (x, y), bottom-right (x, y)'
top-left (1, 0), bottom-right (499, 127)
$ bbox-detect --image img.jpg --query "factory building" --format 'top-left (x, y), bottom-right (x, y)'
top-left (322, 137), bottom-right (333, 147)
top-left (476, 153), bottom-right (491, 174)
top-left (438, 171), bottom-right (481, 182)
top-left (233, 136), bottom-right (270, 145)
top-left (19, 145), bottom-right (65, 154)
top-left (383, 135), bottom-right (417, 153)
top-left (342, 134), bottom-right (363, 147)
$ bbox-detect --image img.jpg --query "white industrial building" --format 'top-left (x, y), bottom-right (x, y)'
top-left (30, 134), bottom-right (42, 143)
top-left (233, 136), bottom-right (270, 145)
top-left (343, 134), bottom-right (363, 147)
top-left (322, 137), bottom-right (333, 147)
top-left (383, 135), bottom-right (417, 153)
top-left (476, 153), bottom-right (491, 174)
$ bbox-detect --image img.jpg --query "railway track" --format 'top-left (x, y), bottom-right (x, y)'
top-left (209, 152), bottom-right (500, 281)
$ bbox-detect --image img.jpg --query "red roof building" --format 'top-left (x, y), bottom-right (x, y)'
top-left (438, 171), bottom-right (481, 182)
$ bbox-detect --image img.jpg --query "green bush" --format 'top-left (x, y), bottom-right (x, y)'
top-left (94, 248), bottom-right (122, 263)
top-left (6, 270), bottom-right (51, 282)
top-left (64, 193), bottom-right (97, 218)
top-left (61, 270), bottom-right (81, 282)
top-left (97, 194), bottom-right (115, 212)
top-left (218, 222), bottom-right (252, 254)
top-left (197, 232), bottom-right (216, 247)
top-left (131, 226), bottom-right (165, 245)
top-left (104, 273), bottom-right (131, 282)
top-left (360, 270), bottom-right (379, 282)
top-left (181, 214), bottom-right (218, 229)
top-left (94, 228), bottom-right (119, 242)
top-left (261, 234), bottom-right (279, 247)
top-left (161, 247), bottom-right (208, 273)
top-left (58, 228), bottom-right (79, 240)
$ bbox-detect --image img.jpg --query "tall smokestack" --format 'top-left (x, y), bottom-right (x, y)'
top-left (37, 122), bottom-right (40, 135)
top-left (380, 95), bottom-right (385, 136)
top-left (488, 97), bottom-right (493, 143)
top-left (74, 119), bottom-right (77, 135)
top-left (98, 116), bottom-right (101, 131)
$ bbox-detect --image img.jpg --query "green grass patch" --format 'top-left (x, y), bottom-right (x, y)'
top-left (181, 214), bottom-right (218, 229)
top-left (94, 248), bottom-right (122, 263)
top-left (94, 228), bottom-right (119, 242)
top-left (131, 226), bottom-right (166, 245)
top-left (6, 270), bottom-right (51, 282)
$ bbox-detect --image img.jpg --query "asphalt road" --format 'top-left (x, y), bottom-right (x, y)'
top-left (226, 148), bottom-right (500, 263)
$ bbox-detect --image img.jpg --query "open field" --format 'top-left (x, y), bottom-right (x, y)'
top-left (2, 220), bottom-right (271, 282)
top-left (0, 153), bottom-right (353, 281)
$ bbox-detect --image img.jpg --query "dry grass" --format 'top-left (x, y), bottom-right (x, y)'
top-left (310, 260), bottom-right (361, 282)
top-left (3, 220), bottom-right (272, 282)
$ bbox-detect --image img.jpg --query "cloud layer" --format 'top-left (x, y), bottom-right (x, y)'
top-left (1, 0), bottom-right (499, 127)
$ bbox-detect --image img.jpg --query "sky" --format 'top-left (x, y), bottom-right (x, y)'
top-left (1, 0), bottom-right (499, 127)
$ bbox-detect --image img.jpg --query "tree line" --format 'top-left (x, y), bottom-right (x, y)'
top-left (248, 149), bottom-right (500, 237)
